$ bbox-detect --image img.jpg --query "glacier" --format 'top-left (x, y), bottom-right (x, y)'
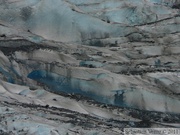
top-left (0, 0), bottom-right (180, 134)
top-left (0, 0), bottom-right (179, 44)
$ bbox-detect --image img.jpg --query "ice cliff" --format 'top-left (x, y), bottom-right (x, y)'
top-left (0, 0), bottom-right (180, 134)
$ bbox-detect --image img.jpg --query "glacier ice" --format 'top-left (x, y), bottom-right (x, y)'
top-left (0, 0), bottom-right (180, 133)
top-left (0, 0), bottom-right (179, 44)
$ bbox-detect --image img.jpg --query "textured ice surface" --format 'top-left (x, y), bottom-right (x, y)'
top-left (0, 0), bottom-right (179, 44)
top-left (0, 0), bottom-right (180, 134)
